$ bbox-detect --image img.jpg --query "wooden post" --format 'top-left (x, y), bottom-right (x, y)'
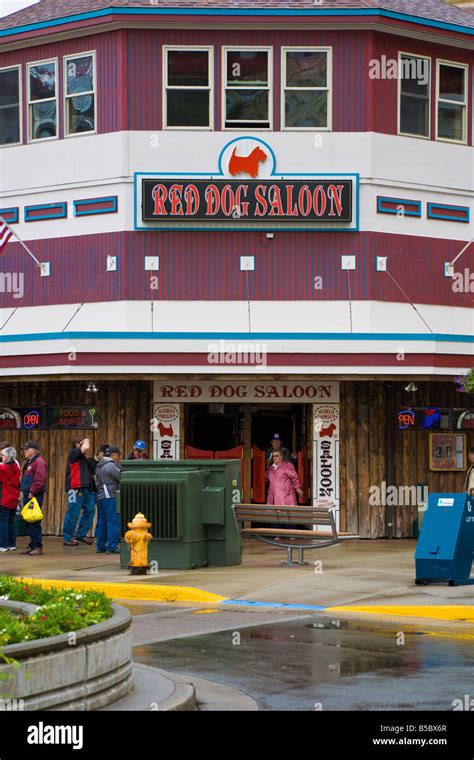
top-left (243, 405), bottom-right (252, 503)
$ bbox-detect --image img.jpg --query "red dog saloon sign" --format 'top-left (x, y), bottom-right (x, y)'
top-left (142, 179), bottom-right (352, 223)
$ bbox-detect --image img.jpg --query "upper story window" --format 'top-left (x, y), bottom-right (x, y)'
top-left (65, 53), bottom-right (95, 136)
top-left (164, 47), bottom-right (213, 128)
top-left (0, 66), bottom-right (21, 146)
top-left (28, 59), bottom-right (57, 141)
top-left (436, 61), bottom-right (468, 144)
top-left (224, 47), bottom-right (271, 129)
top-left (282, 48), bottom-right (331, 130)
top-left (399, 53), bottom-right (430, 139)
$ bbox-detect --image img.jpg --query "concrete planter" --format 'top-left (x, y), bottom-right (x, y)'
top-left (0, 601), bottom-right (133, 710)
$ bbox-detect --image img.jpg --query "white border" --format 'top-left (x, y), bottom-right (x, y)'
top-left (0, 63), bottom-right (22, 148)
top-left (163, 45), bottom-right (214, 131)
top-left (397, 51), bottom-right (431, 141)
top-left (435, 58), bottom-right (468, 145)
top-left (222, 46), bottom-right (273, 131)
top-left (281, 46), bottom-right (332, 131)
top-left (63, 50), bottom-right (97, 139)
top-left (27, 56), bottom-right (59, 144)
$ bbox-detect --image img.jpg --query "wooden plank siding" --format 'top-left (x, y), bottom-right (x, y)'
top-left (0, 381), bottom-right (152, 535)
top-left (339, 381), bottom-right (474, 538)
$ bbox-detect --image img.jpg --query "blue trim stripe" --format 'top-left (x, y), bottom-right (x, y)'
top-left (427, 202), bottom-right (470, 223)
top-left (0, 8), bottom-right (473, 39)
top-left (0, 207), bottom-right (19, 224)
top-left (25, 202), bottom-right (67, 222)
top-left (220, 600), bottom-right (327, 611)
top-left (0, 331), bottom-right (472, 344)
top-left (74, 196), bottom-right (118, 216)
top-left (377, 196), bottom-right (422, 218)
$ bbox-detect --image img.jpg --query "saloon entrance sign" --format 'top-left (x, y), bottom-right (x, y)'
top-left (153, 380), bottom-right (339, 403)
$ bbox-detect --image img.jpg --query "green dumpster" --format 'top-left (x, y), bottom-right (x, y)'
top-left (118, 459), bottom-right (242, 570)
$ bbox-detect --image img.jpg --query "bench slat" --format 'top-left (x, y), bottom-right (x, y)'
top-left (242, 528), bottom-right (334, 537)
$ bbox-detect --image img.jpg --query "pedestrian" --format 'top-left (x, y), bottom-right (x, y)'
top-left (19, 441), bottom-right (48, 556)
top-left (63, 438), bottom-right (96, 546)
top-left (265, 433), bottom-right (293, 464)
top-left (0, 447), bottom-right (21, 552)
top-left (89, 444), bottom-right (109, 538)
top-left (0, 441), bottom-right (20, 467)
top-left (464, 446), bottom-right (474, 496)
top-left (267, 449), bottom-right (303, 506)
top-left (95, 445), bottom-right (121, 554)
top-left (127, 440), bottom-right (149, 460)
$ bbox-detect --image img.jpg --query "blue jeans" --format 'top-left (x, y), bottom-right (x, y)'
top-left (63, 487), bottom-right (96, 542)
top-left (96, 498), bottom-right (120, 553)
top-left (0, 506), bottom-right (16, 549)
top-left (22, 492), bottom-right (44, 549)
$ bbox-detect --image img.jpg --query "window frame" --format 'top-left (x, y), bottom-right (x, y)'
top-left (281, 46), bottom-right (332, 131)
top-left (222, 45), bottom-right (273, 131)
top-left (27, 56), bottom-right (59, 144)
top-left (63, 50), bottom-right (97, 139)
top-left (397, 51), bottom-right (431, 141)
top-left (163, 45), bottom-right (214, 130)
top-left (435, 58), bottom-right (468, 145)
top-left (0, 63), bottom-right (22, 148)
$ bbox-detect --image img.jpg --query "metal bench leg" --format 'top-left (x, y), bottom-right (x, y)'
top-left (298, 547), bottom-right (308, 566)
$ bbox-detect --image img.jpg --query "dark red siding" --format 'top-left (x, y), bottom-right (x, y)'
top-left (0, 230), bottom-right (470, 309)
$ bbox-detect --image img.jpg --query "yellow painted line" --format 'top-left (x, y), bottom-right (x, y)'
top-left (15, 577), bottom-right (227, 604)
top-left (327, 605), bottom-right (474, 623)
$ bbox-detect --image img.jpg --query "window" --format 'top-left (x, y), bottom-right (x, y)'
top-left (28, 59), bottom-right (58, 141)
top-left (399, 54), bottom-right (430, 138)
top-left (224, 48), bottom-right (271, 129)
top-left (282, 48), bottom-right (331, 130)
top-left (65, 53), bottom-right (95, 136)
top-left (0, 66), bottom-right (21, 146)
top-left (164, 47), bottom-right (212, 128)
top-left (437, 61), bottom-right (468, 143)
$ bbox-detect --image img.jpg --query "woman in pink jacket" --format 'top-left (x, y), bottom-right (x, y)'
top-left (266, 449), bottom-right (303, 506)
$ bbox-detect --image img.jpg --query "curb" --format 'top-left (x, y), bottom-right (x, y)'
top-left (326, 605), bottom-right (474, 623)
top-left (157, 681), bottom-right (197, 711)
top-left (15, 577), bottom-right (227, 604)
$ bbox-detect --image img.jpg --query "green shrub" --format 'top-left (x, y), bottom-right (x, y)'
top-left (0, 577), bottom-right (113, 646)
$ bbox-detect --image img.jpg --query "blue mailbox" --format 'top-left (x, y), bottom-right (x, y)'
top-left (415, 493), bottom-right (474, 586)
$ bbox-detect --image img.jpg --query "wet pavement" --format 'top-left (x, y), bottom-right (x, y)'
top-left (132, 615), bottom-right (474, 711)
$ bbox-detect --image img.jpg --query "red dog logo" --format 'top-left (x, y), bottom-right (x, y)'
top-left (320, 423), bottom-right (337, 438)
top-left (158, 422), bottom-right (174, 437)
top-left (228, 146), bottom-right (267, 179)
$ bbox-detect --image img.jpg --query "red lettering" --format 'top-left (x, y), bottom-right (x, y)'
top-left (285, 185), bottom-right (298, 216)
top-left (268, 185), bottom-right (284, 216)
top-left (313, 185), bottom-right (327, 217)
top-left (184, 184), bottom-right (199, 215)
top-left (152, 184), bottom-right (168, 216)
top-left (160, 385), bottom-right (173, 398)
top-left (327, 184), bottom-right (344, 217)
top-left (254, 185), bottom-right (268, 216)
top-left (234, 185), bottom-right (249, 216)
top-left (205, 185), bottom-right (220, 216)
top-left (298, 186), bottom-right (312, 217)
top-left (221, 185), bottom-right (235, 216)
top-left (169, 184), bottom-right (184, 216)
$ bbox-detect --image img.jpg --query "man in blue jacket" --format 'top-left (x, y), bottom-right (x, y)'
top-left (19, 441), bottom-right (48, 556)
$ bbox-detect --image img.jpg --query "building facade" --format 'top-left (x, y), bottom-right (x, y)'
top-left (0, 0), bottom-right (473, 537)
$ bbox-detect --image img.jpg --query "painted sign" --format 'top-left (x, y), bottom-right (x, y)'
top-left (0, 407), bottom-right (43, 430)
top-left (313, 403), bottom-right (340, 528)
top-left (45, 406), bottom-right (98, 429)
top-left (152, 403), bottom-right (180, 460)
top-left (142, 179), bottom-right (352, 223)
top-left (154, 380), bottom-right (339, 404)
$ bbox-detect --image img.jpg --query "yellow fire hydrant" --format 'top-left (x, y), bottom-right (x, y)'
top-left (124, 513), bottom-right (153, 575)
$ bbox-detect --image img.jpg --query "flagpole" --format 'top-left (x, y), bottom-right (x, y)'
top-left (0, 216), bottom-right (42, 268)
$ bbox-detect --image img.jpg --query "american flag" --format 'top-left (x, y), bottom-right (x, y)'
top-left (0, 218), bottom-right (13, 254)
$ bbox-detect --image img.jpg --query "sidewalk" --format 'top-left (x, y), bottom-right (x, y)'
top-left (5, 535), bottom-right (474, 626)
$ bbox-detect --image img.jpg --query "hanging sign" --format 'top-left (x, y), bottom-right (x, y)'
top-left (313, 403), bottom-right (340, 527)
top-left (152, 403), bottom-right (180, 460)
top-left (154, 380), bottom-right (339, 404)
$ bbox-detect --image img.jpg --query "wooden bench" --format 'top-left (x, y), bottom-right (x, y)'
top-left (232, 503), bottom-right (339, 566)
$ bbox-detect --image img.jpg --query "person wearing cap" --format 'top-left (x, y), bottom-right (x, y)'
top-left (63, 438), bottom-right (96, 546)
top-left (265, 434), bottom-right (292, 464)
top-left (95, 446), bottom-right (122, 554)
top-left (127, 440), bottom-right (149, 460)
top-left (0, 447), bottom-right (21, 552)
top-left (19, 441), bottom-right (48, 556)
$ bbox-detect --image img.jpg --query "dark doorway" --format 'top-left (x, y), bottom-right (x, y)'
top-left (252, 413), bottom-right (294, 454)
top-left (188, 405), bottom-right (239, 451)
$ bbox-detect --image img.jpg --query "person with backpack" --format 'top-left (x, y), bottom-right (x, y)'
top-left (19, 441), bottom-right (48, 556)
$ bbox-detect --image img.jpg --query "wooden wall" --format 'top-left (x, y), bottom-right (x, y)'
top-left (339, 381), bottom-right (474, 538)
top-left (0, 381), bottom-right (152, 535)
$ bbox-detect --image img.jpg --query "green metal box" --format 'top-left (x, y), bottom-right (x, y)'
top-left (118, 459), bottom-right (242, 569)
